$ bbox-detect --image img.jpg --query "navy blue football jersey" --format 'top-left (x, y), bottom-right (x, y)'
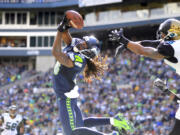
top-left (53, 38), bottom-right (87, 96)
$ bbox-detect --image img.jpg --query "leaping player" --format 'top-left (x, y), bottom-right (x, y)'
top-left (52, 11), bottom-right (134, 135)
top-left (109, 18), bottom-right (180, 135)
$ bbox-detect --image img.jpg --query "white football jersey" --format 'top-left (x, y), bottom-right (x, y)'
top-left (164, 40), bottom-right (180, 75)
top-left (176, 100), bottom-right (180, 120)
top-left (1, 113), bottom-right (23, 135)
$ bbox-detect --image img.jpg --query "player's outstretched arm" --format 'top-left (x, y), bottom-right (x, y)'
top-left (137, 40), bottom-right (160, 48)
top-left (52, 31), bottom-right (74, 68)
top-left (127, 41), bottom-right (164, 60)
top-left (62, 31), bottom-right (72, 45)
top-left (57, 14), bottom-right (72, 45)
top-left (109, 28), bottom-right (164, 60)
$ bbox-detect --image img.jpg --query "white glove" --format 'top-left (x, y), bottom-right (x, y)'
top-left (176, 100), bottom-right (180, 120)
top-left (177, 100), bottom-right (180, 104)
top-left (153, 78), bottom-right (168, 92)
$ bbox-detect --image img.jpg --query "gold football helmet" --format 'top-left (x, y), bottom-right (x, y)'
top-left (157, 18), bottom-right (180, 40)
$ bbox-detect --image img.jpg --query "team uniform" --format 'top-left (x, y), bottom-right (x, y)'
top-left (140, 39), bottom-right (180, 74)
top-left (53, 38), bottom-right (113, 135)
top-left (0, 113), bottom-right (23, 135)
top-left (161, 40), bottom-right (180, 135)
top-left (53, 38), bottom-right (86, 135)
top-left (53, 38), bottom-right (87, 98)
top-left (110, 18), bottom-right (180, 135)
top-left (53, 37), bottom-right (134, 135)
top-left (163, 40), bottom-right (180, 75)
top-left (140, 39), bottom-right (180, 135)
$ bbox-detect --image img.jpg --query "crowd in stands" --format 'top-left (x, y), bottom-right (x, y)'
top-left (0, 63), bottom-right (38, 88)
top-left (0, 50), bottom-right (180, 135)
top-left (0, 63), bottom-right (26, 86)
top-left (0, 41), bottom-right (26, 47)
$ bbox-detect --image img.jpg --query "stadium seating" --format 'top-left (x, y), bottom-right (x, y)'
top-left (1, 52), bottom-right (179, 135)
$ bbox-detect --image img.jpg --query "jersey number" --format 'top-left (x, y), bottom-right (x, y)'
top-left (75, 55), bottom-right (83, 63)
top-left (54, 61), bottom-right (61, 75)
top-left (5, 122), bottom-right (17, 131)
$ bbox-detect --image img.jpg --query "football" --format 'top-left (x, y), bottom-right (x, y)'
top-left (65, 10), bottom-right (84, 29)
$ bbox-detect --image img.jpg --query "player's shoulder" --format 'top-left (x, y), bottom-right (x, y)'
top-left (2, 113), bottom-right (9, 117)
top-left (1, 113), bottom-right (10, 120)
top-left (157, 40), bottom-right (175, 59)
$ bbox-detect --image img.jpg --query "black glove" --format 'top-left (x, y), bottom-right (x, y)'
top-left (109, 28), bottom-right (130, 57)
top-left (109, 28), bottom-right (129, 47)
top-left (153, 78), bottom-right (168, 93)
top-left (57, 15), bottom-right (71, 32)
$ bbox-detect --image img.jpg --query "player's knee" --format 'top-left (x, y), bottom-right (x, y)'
top-left (71, 127), bottom-right (87, 135)
top-left (83, 118), bottom-right (95, 127)
top-left (71, 129), bottom-right (80, 135)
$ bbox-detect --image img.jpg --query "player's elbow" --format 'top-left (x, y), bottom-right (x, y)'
top-left (52, 48), bottom-right (57, 57)
top-left (20, 127), bottom-right (24, 134)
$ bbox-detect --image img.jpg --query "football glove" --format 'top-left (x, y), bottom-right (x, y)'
top-left (57, 15), bottom-right (71, 32)
top-left (109, 28), bottom-right (129, 47)
top-left (153, 78), bottom-right (168, 93)
top-left (109, 28), bottom-right (130, 57)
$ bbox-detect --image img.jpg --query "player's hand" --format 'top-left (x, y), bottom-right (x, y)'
top-left (109, 28), bottom-right (130, 57)
top-left (153, 78), bottom-right (168, 93)
top-left (57, 15), bottom-right (72, 32)
top-left (109, 29), bottom-right (126, 57)
top-left (109, 28), bottom-right (124, 42)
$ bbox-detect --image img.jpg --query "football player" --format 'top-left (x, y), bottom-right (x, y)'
top-left (109, 18), bottom-right (180, 135)
top-left (0, 105), bottom-right (24, 135)
top-left (52, 13), bottom-right (134, 135)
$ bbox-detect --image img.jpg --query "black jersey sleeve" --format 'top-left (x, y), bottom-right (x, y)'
top-left (157, 41), bottom-right (178, 63)
top-left (139, 40), bottom-right (161, 48)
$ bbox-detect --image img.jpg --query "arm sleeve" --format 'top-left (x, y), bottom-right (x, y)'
top-left (157, 42), bottom-right (174, 57)
top-left (139, 40), bottom-right (161, 48)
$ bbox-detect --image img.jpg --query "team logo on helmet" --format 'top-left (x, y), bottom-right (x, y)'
top-left (157, 18), bottom-right (180, 40)
top-left (9, 105), bottom-right (17, 110)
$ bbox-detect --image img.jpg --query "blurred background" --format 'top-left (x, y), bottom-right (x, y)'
top-left (0, 0), bottom-right (180, 135)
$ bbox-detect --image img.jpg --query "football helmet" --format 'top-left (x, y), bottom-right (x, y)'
top-left (156, 18), bottom-right (180, 40)
top-left (9, 105), bottom-right (17, 117)
top-left (73, 36), bottom-right (100, 59)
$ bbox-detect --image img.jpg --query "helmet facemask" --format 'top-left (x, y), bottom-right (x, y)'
top-left (9, 105), bottom-right (17, 117)
top-left (79, 47), bottom-right (100, 59)
top-left (73, 36), bottom-right (100, 59)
